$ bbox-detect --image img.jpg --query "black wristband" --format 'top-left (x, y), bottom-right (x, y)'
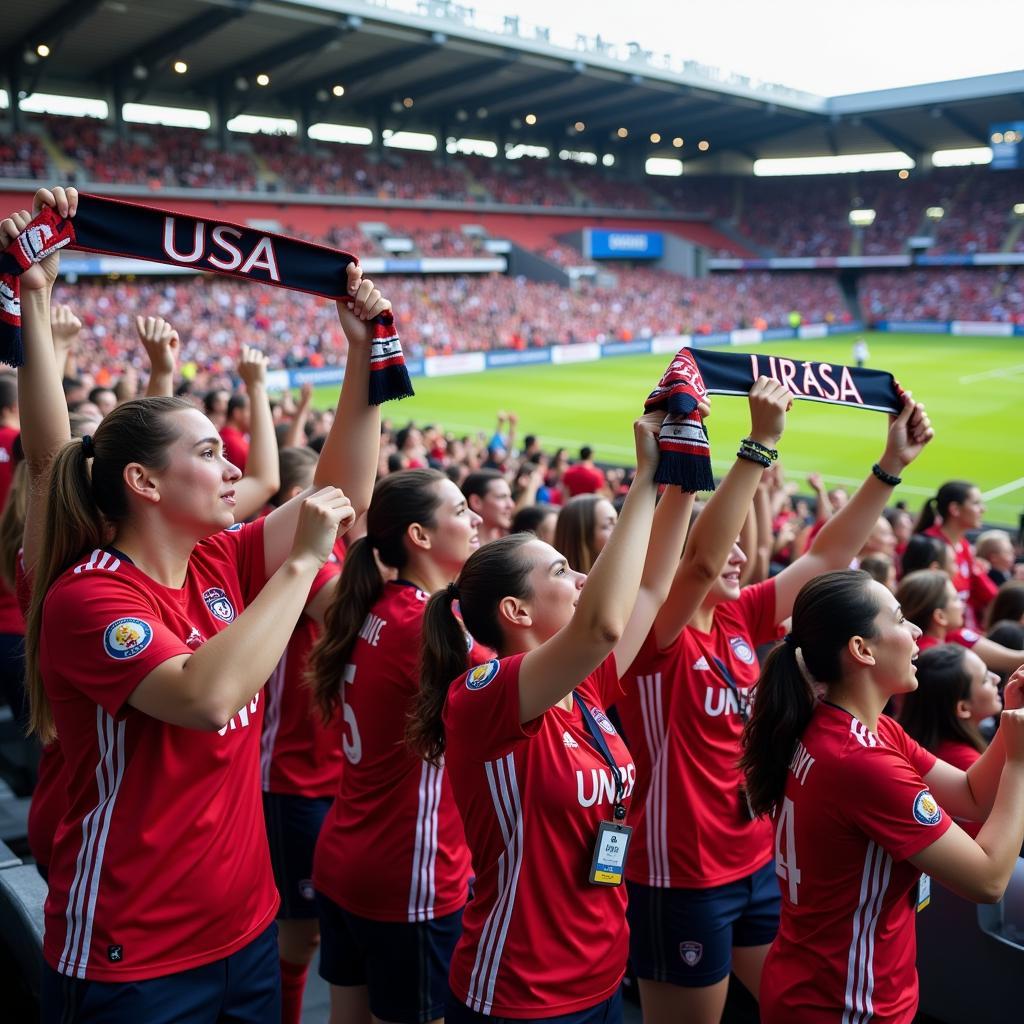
top-left (741, 437), bottom-right (779, 461)
top-left (872, 463), bottom-right (902, 487)
top-left (737, 447), bottom-right (771, 468)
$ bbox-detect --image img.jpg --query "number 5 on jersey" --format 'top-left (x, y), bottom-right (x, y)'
top-left (342, 663), bottom-right (362, 764)
top-left (775, 796), bottom-right (801, 904)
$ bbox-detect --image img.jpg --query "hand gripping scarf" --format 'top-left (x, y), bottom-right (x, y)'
top-left (0, 193), bottom-right (414, 405)
top-left (645, 345), bottom-right (903, 492)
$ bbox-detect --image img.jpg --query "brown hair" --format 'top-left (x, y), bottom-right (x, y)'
top-left (26, 397), bottom-right (191, 742)
top-left (409, 534), bottom-right (534, 765)
top-left (554, 494), bottom-right (605, 573)
top-left (895, 569), bottom-right (952, 632)
top-left (308, 469), bottom-right (447, 725)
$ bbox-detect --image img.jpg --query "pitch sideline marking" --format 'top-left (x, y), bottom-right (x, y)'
top-left (982, 477), bottom-right (1024, 501)
top-left (958, 363), bottom-right (1024, 385)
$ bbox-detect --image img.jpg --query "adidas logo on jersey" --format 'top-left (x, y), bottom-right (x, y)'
top-left (693, 656), bottom-right (710, 671)
top-left (562, 731), bottom-right (580, 749)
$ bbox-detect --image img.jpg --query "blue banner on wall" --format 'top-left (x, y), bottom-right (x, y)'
top-left (586, 229), bottom-right (663, 260)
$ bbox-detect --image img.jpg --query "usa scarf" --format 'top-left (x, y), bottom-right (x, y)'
top-left (0, 193), bottom-right (414, 404)
top-left (645, 345), bottom-right (902, 491)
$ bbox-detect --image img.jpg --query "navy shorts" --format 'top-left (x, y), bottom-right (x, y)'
top-left (627, 861), bottom-right (780, 987)
top-left (263, 791), bottom-right (332, 919)
top-left (316, 891), bottom-right (463, 1023)
top-left (41, 922), bottom-right (280, 1023)
top-left (447, 986), bottom-right (622, 1024)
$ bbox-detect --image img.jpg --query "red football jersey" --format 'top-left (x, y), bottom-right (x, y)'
top-left (445, 653), bottom-right (635, 1017)
top-left (760, 704), bottom-right (950, 1024)
top-left (260, 540), bottom-right (345, 798)
top-left (40, 522), bottom-right (279, 982)
top-left (313, 581), bottom-right (486, 923)
top-left (924, 526), bottom-right (996, 632)
top-left (617, 579), bottom-right (777, 888)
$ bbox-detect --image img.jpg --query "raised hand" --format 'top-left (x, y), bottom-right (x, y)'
top-left (136, 315), bottom-right (180, 377)
top-left (335, 262), bottom-right (392, 347)
top-left (747, 376), bottom-right (792, 448)
top-left (51, 304), bottom-right (82, 344)
top-left (291, 486), bottom-right (356, 567)
top-left (881, 390), bottom-right (933, 470)
top-left (237, 344), bottom-right (268, 390)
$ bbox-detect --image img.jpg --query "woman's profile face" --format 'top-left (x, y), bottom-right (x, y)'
top-left (590, 500), bottom-right (618, 557)
top-left (961, 651), bottom-right (1002, 722)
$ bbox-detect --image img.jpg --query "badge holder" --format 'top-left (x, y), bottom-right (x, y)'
top-left (573, 693), bottom-right (632, 887)
top-left (915, 873), bottom-right (931, 912)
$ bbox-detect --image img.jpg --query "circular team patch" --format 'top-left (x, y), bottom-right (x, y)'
top-left (103, 617), bottom-right (154, 660)
top-left (203, 587), bottom-right (236, 623)
top-left (729, 636), bottom-right (756, 664)
top-left (589, 706), bottom-right (617, 735)
top-left (466, 659), bottom-right (500, 691)
top-left (913, 789), bottom-right (942, 826)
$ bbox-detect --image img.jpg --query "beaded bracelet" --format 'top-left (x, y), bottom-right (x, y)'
top-left (741, 437), bottom-right (779, 461)
top-left (871, 463), bottom-right (902, 487)
top-left (737, 446), bottom-right (772, 468)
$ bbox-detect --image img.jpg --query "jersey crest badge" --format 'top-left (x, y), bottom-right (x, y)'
top-left (203, 587), bottom-right (236, 623)
top-left (466, 659), bottom-right (499, 690)
top-left (104, 618), bottom-right (153, 660)
top-left (729, 636), bottom-right (756, 664)
top-left (589, 706), bottom-right (617, 735)
top-left (913, 789), bottom-right (942, 826)
top-left (679, 941), bottom-right (703, 966)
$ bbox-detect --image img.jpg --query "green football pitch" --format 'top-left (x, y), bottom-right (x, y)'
top-left (313, 332), bottom-right (1021, 526)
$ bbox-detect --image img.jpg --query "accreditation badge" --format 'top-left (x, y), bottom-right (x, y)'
top-left (589, 822), bottom-right (633, 887)
top-left (915, 873), bottom-right (931, 912)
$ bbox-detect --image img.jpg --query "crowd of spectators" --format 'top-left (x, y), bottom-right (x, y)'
top-left (49, 269), bottom-right (851, 389)
top-left (860, 268), bottom-right (1024, 324)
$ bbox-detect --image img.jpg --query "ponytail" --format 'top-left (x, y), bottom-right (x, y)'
top-left (307, 468), bottom-right (447, 724)
top-left (308, 538), bottom-right (384, 724)
top-left (26, 396), bottom-right (193, 742)
top-left (408, 534), bottom-right (535, 765)
top-left (741, 569), bottom-right (882, 815)
top-left (26, 441), bottom-right (109, 742)
top-left (408, 586), bottom-right (469, 766)
top-left (914, 480), bottom-right (974, 534)
top-left (914, 497), bottom-right (938, 534)
top-left (740, 641), bottom-right (817, 816)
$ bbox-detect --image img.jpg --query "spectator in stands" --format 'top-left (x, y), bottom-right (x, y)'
top-left (988, 581), bottom-right (1024, 631)
top-left (510, 502), bottom-right (558, 545)
top-left (976, 529), bottom-right (1018, 588)
top-left (562, 445), bottom-right (607, 497)
top-left (204, 388), bottom-right (229, 430)
top-left (741, 571), bottom-right (1024, 1024)
top-left (462, 468), bottom-right (515, 543)
top-left (221, 390), bottom-right (251, 471)
top-left (858, 515), bottom-right (898, 562)
top-left (554, 494), bottom-right (618, 574)
top-left (88, 385), bottom-right (117, 418)
top-left (0, 374), bottom-right (20, 513)
top-left (860, 552), bottom-right (897, 591)
top-left (901, 533), bottom-right (954, 578)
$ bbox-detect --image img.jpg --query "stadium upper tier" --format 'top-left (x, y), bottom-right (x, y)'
top-left (3, 115), bottom-right (1023, 259)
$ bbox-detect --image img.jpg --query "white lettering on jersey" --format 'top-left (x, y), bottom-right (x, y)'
top-left (576, 763), bottom-right (636, 808)
top-left (358, 612), bottom-right (387, 647)
top-left (704, 685), bottom-right (750, 717)
top-left (789, 741), bottom-right (816, 785)
top-left (218, 691), bottom-right (260, 736)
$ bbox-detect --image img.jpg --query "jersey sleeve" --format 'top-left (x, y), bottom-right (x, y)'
top-left (43, 577), bottom-right (192, 718)
top-left (443, 653), bottom-right (542, 760)
top-left (199, 519), bottom-right (267, 605)
top-left (842, 742), bottom-right (950, 861)
top-left (736, 578), bottom-right (779, 646)
top-left (881, 716), bottom-right (938, 778)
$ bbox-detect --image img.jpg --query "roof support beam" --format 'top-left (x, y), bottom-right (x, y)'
top-left (863, 117), bottom-right (924, 158)
top-left (938, 107), bottom-right (989, 146)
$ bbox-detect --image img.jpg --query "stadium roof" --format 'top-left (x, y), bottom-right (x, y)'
top-left (4, 0), bottom-right (1022, 163)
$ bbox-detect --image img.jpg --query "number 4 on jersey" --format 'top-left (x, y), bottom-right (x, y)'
top-left (775, 796), bottom-right (801, 904)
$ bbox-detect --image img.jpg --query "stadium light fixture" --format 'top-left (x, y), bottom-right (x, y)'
top-left (574, 121), bottom-right (585, 132)
top-left (898, 169), bottom-right (909, 179)
top-left (332, 85), bottom-right (345, 97)
top-left (616, 127), bottom-right (628, 139)
top-left (673, 137), bottom-right (683, 148)
top-left (1014, 203), bottom-right (1024, 217)
top-left (256, 74), bottom-right (270, 87)
top-left (991, 132), bottom-right (1004, 144)
top-left (476, 107), bottom-right (488, 118)
top-left (926, 206), bottom-right (944, 220)
top-left (403, 97), bottom-right (414, 108)
top-left (36, 44), bottom-right (51, 58)
top-left (173, 60), bottom-right (188, 75)
top-left (698, 139), bottom-right (710, 151)
top-left (849, 209), bottom-right (876, 226)
top-left (650, 132), bottom-right (661, 144)
top-left (646, 157), bottom-right (683, 176)
top-left (525, 113), bottom-right (537, 125)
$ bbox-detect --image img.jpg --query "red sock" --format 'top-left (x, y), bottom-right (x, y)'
top-left (279, 957), bottom-right (309, 1024)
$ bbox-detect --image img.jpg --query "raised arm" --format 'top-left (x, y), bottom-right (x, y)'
top-left (517, 413), bottom-right (663, 721)
top-left (137, 315), bottom-right (180, 398)
top-left (129, 488), bottom-right (353, 729)
top-left (653, 378), bottom-right (791, 649)
top-left (0, 188), bottom-right (79, 573)
top-left (772, 393), bottom-right (933, 622)
top-left (281, 382), bottom-right (314, 450)
top-left (262, 264), bottom-right (388, 573)
top-left (912, 704), bottom-right (1024, 903)
top-left (230, 345), bottom-right (279, 522)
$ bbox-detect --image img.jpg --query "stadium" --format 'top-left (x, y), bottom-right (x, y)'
top-left (0, 0), bottom-right (1021, 1021)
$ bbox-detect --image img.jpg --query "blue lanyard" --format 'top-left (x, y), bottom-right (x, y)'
top-left (572, 692), bottom-right (626, 820)
top-left (712, 656), bottom-right (750, 724)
